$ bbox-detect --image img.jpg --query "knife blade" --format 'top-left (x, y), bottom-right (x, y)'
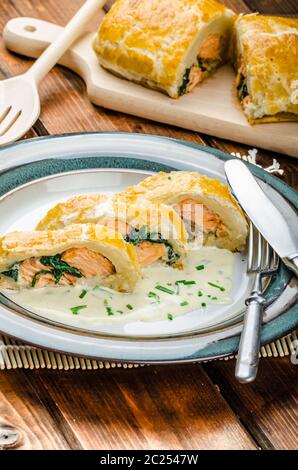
top-left (224, 159), bottom-right (298, 277)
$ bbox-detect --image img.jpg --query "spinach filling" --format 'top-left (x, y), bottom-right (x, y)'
top-left (178, 59), bottom-right (217, 96)
top-left (31, 269), bottom-right (51, 288)
top-left (1, 262), bottom-right (20, 282)
top-left (237, 76), bottom-right (249, 102)
top-left (1, 255), bottom-right (83, 287)
top-left (39, 254), bottom-right (83, 284)
top-left (178, 67), bottom-right (191, 96)
top-left (124, 226), bottom-right (180, 266)
top-left (197, 59), bottom-right (208, 72)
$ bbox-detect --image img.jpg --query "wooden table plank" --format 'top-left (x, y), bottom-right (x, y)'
top-left (0, 369), bottom-right (74, 449)
top-left (204, 358), bottom-right (298, 450)
top-left (242, 0), bottom-right (298, 15)
top-left (36, 365), bottom-right (257, 450)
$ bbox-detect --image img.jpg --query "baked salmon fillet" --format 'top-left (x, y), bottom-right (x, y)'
top-left (93, 0), bottom-right (235, 98)
top-left (122, 171), bottom-right (248, 252)
top-left (37, 197), bottom-right (188, 269)
top-left (0, 224), bottom-right (140, 292)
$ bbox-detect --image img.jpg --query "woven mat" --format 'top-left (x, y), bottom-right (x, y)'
top-left (0, 330), bottom-right (296, 370)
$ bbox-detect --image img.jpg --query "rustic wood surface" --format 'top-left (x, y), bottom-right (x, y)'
top-left (0, 0), bottom-right (297, 450)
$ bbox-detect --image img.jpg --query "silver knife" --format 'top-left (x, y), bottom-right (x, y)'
top-left (224, 159), bottom-right (298, 277)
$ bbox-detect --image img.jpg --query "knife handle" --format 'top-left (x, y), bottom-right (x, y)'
top-left (235, 276), bottom-right (265, 383)
top-left (283, 254), bottom-right (298, 278)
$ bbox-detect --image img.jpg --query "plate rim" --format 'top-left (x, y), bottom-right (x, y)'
top-left (0, 132), bottom-right (297, 363)
top-left (0, 166), bottom-right (286, 338)
top-left (0, 131), bottom-right (297, 205)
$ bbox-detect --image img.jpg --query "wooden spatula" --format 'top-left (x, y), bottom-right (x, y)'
top-left (0, 0), bottom-right (106, 146)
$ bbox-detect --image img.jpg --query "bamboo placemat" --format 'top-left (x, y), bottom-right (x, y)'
top-left (0, 330), bottom-right (296, 370)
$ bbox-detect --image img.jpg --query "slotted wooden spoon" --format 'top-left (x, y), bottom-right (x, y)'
top-left (0, 0), bottom-right (106, 146)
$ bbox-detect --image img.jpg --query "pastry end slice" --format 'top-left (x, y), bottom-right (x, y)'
top-left (93, 0), bottom-right (236, 98)
top-left (234, 14), bottom-right (298, 124)
top-left (122, 171), bottom-right (248, 252)
top-left (0, 224), bottom-right (140, 293)
top-left (37, 195), bottom-right (189, 270)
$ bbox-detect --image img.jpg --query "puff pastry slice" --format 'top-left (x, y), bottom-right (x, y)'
top-left (37, 197), bottom-right (188, 268)
top-left (0, 224), bottom-right (140, 292)
top-left (93, 0), bottom-right (235, 98)
top-left (234, 14), bottom-right (298, 123)
top-left (123, 171), bottom-right (248, 252)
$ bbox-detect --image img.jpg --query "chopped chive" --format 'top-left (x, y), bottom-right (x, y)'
top-left (196, 264), bottom-right (205, 271)
top-left (212, 296), bottom-right (218, 300)
top-left (175, 280), bottom-right (196, 285)
top-left (117, 310), bottom-right (124, 315)
top-left (198, 290), bottom-right (203, 297)
top-left (106, 306), bottom-right (114, 316)
top-left (71, 305), bottom-right (87, 315)
top-left (180, 301), bottom-right (189, 306)
top-left (155, 285), bottom-right (175, 295)
top-left (167, 313), bottom-right (173, 321)
top-left (148, 291), bottom-right (160, 303)
top-left (103, 299), bottom-right (109, 306)
top-left (93, 285), bottom-right (113, 295)
top-left (175, 280), bottom-right (196, 294)
top-left (167, 176), bottom-right (172, 180)
top-left (126, 304), bottom-right (133, 310)
top-left (201, 302), bottom-right (206, 308)
top-left (79, 289), bottom-right (88, 299)
top-left (208, 282), bottom-right (225, 292)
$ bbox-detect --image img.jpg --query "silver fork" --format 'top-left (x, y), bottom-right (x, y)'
top-left (235, 222), bottom-right (279, 383)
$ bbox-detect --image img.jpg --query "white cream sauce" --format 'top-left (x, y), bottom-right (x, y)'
top-left (11, 247), bottom-right (234, 325)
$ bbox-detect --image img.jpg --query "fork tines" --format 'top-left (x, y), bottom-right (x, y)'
top-left (0, 105), bottom-right (22, 137)
top-left (247, 222), bottom-right (279, 275)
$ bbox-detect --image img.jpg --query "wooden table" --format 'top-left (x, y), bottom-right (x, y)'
top-left (0, 0), bottom-right (297, 451)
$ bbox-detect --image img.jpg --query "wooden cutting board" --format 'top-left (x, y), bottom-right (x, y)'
top-left (3, 15), bottom-right (298, 158)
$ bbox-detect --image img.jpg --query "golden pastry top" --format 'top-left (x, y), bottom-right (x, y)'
top-left (110, 197), bottom-right (189, 247)
top-left (124, 171), bottom-right (243, 213)
top-left (122, 170), bottom-right (248, 252)
top-left (37, 194), bottom-right (188, 257)
top-left (93, 0), bottom-right (235, 96)
top-left (37, 194), bottom-right (109, 231)
top-left (235, 14), bottom-right (298, 118)
top-left (0, 224), bottom-right (139, 273)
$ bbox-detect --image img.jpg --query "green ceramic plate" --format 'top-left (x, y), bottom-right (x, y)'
top-left (0, 133), bottom-right (297, 363)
